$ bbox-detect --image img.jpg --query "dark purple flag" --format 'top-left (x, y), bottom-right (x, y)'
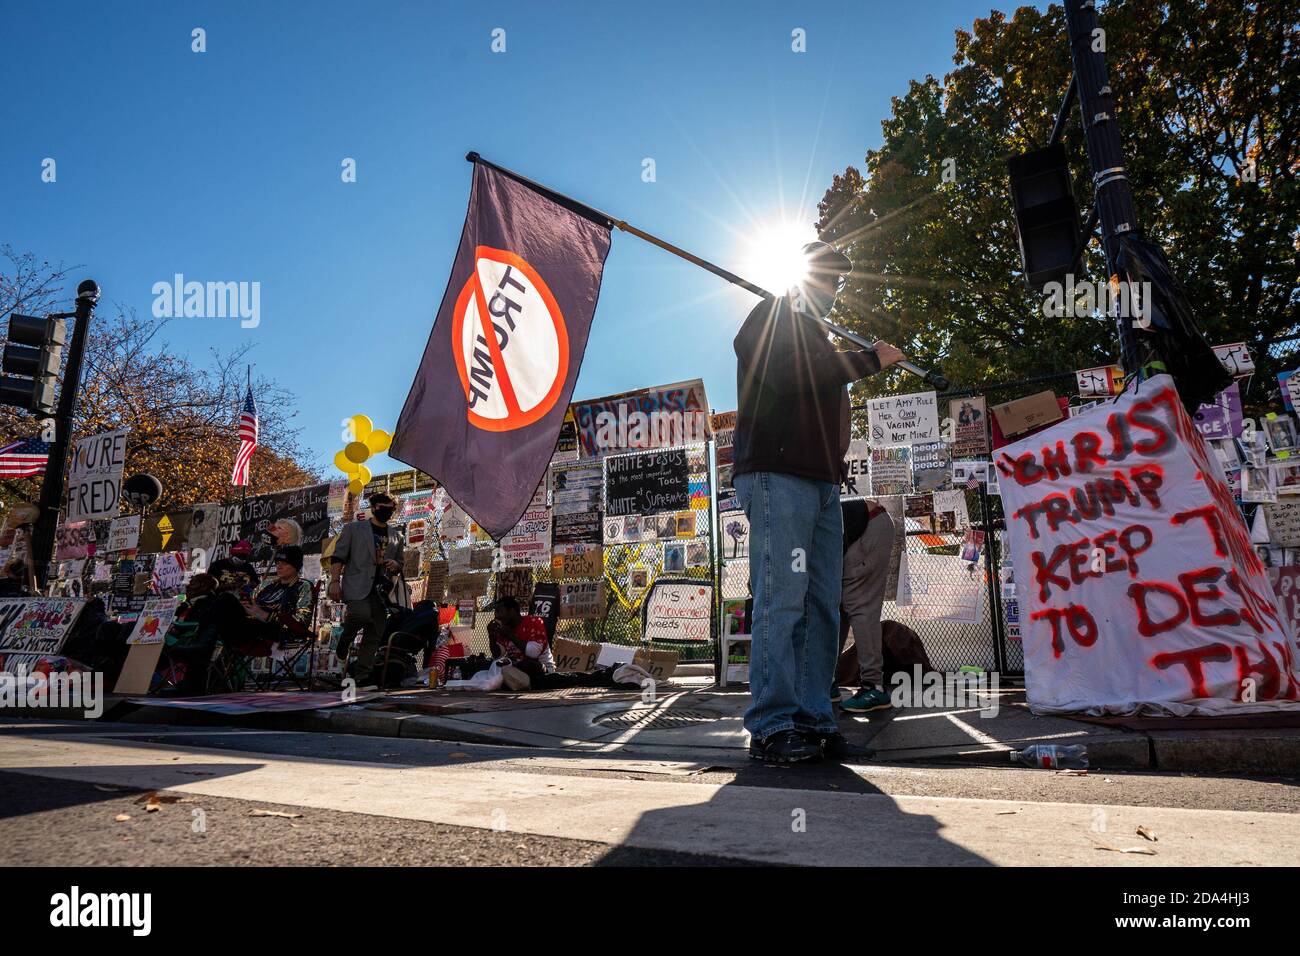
top-left (390, 161), bottom-right (612, 539)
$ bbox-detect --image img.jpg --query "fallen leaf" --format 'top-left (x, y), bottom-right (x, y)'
top-left (248, 809), bottom-right (303, 819)
top-left (1092, 838), bottom-right (1157, 856)
top-left (114, 814), bottom-right (131, 822)
top-left (448, 752), bottom-right (469, 759)
top-left (1136, 825), bottom-right (1158, 842)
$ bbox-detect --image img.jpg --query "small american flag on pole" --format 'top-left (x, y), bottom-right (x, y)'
top-left (0, 437), bottom-right (52, 478)
top-left (231, 385), bottom-right (258, 486)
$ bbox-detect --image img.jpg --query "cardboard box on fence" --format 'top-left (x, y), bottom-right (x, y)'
top-left (632, 648), bottom-right (680, 680)
top-left (551, 637), bottom-right (601, 674)
top-left (991, 390), bottom-right (1064, 439)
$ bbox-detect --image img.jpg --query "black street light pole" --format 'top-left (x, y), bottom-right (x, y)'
top-left (30, 279), bottom-right (100, 588)
top-left (1062, 0), bottom-right (1145, 375)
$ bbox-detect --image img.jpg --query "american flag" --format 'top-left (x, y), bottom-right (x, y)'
top-left (230, 385), bottom-right (258, 486)
top-left (0, 437), bottom-right (52, 478)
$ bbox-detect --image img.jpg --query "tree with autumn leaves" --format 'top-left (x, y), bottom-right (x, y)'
top-left (817, 0), bottom-right (1297, 406)
top-left (1, 246), bottom-right (321, 516)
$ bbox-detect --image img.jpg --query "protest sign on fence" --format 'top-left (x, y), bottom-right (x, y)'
top-left (572, 379), bottom-right (711, 458)
top-left (642, 580), bottom-right (712, 642)
top-left (127, 597), bottom-right (180, 645)
top-left (561, 580), bottom-right (606, 619)
top-left (868, 391), bottom-right (939, 447)
top-left (604, 450), bottom-right (689, 517)
top-left (840, 439), bottom-right (871, 498)
top-left (996, 374), bottom-right (1300, 715)
top-left (500, 507), bottom-right (552, 566)
top-left (106, 515), bottom-right (141, 553)
top-left (0, 598), bottom-right (88, 656)
top-left (950, 396), bottom-right (989, 457)
top-left (54, 522), bottom-right (93, 560)
top-left (66, 428), bottom-right (128, 522)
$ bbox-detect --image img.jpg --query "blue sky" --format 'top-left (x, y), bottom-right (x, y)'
top-left (2, 0), bottom-right (1021, 476)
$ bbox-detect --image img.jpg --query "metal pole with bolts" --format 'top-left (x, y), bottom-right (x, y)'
top-left (30, 279), bottom-right (100, 588)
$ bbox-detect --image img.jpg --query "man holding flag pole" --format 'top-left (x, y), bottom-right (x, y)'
top-left (391, 153), bottom-right (914, 763)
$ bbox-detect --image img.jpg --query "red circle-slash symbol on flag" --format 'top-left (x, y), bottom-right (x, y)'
top-left (452, 245), bottom-right (570, 432)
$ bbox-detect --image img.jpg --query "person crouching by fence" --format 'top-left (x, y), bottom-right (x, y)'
top-left (732, 240), bottom-right (902, 764)
top-left (834, 498), bottom-right (895, 714)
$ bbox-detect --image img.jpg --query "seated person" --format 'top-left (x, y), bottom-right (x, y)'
top-left (153, 573), bottom-right (223, 695)
top-left (208, 546), bottom-right (312, 657)
top-left (209, 539), bottom-right (260, 595)
top-left (486, 596), bottom-right (553, 680)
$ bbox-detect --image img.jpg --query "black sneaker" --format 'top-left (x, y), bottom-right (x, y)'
top-left (748, 729), bottom-right (822, 764)
top-left (805, 730), bottom-right (875, 762)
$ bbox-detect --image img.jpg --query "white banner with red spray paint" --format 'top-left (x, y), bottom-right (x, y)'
top-left (997, 374), bottom-right (1300, 716)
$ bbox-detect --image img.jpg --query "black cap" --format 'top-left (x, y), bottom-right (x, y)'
top-left (274, 545), bottom-right (304, 571)
top-left (802, 241), bottom-right (853, 282)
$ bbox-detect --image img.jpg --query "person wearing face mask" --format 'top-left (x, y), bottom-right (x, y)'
top-left (732, 240), bottom-right (904, 764)
top-left (328, 492), bottom-right (404, 684)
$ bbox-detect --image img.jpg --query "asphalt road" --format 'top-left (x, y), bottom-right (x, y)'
top-left (1, 720), bottom-right (1296, 866)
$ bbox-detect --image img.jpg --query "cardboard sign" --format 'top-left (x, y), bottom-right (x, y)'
top-left (0, 598), bottom-right (88, 655)
top-left (1192, 382), bottom-right (1243, 441)
top-left (560, 579), bottom-right (605, 619)
top-left (950, 396), bottom-right (989, 457)
top-left (106, 515), bottom-right (142, 553)
top-left (572, 379), bottom-right (711, 458)
top-left (604, 450), bottom-right (690, 517)
top-left (632, 647), bottom-right (679, 680)
top-left (55, 522), bottom-right (93, 560)
top-left (1265, 500), bottom-right (1300, 548)
top-left (127, 597), bottom-right (180, 645)
top-left (66, 428), bottom-right (128, 522)
top-left (894, 553), bottom-right (982, 623)
top-left (997, 375), bottom-right (1300, 715)
top-left (870, 447), bottom-right (912, 497)
top-left (1075, 365), bottom-right (1126, 397)
top-left (991, 391), bottom-right (1064, 440)
top-left (150, 552), bottom-right (186, 594)
top-left (840, 439), bottom-right (871, 498)
top-left (642, 581), bottom-right (711, 642)
top-left (552, 637), bottom-right (601, 673)
top-left (867, 391), bottom-right (939, 447)
top-left (499, 509), bottom-right (551, 567)
top-left (551, 545), bottom-right (603, 579)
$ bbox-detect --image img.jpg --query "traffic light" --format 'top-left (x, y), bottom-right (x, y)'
top-left (0, 313), bottom-right (67, 416)
top-left (1007, 143), bottom-right (1082, 292)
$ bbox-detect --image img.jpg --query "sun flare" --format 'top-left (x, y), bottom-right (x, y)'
top-left (738, 220), bottom-right (817, 295)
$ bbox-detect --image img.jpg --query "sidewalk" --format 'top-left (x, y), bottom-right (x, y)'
top-left (34, 677), bottom-right (1300, 774)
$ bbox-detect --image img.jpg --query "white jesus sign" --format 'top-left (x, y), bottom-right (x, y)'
top-left (997, 375), bottom-right (1300, 716)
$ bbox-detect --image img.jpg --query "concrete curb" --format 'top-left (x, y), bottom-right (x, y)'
top-left (1150, 730), bottom-right (1300, 773)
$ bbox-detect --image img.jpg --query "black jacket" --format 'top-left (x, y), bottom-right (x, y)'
top-left (733, 296), bottom-right (881, 484)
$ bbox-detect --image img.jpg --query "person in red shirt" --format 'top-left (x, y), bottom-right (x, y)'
top-left (487, 596), bottom-right (551, 679)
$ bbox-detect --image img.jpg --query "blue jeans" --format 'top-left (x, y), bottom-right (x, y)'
top-left (734, 471), bottom-right (843, 741)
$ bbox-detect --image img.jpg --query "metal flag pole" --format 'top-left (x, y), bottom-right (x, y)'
top-left (466, 152), bottom-right (950, 390)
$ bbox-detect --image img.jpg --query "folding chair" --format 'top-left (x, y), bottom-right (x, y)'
top-left (255, 582), bottom-right (321, 691)
top-left (151, 618), bottom-right (212, 696)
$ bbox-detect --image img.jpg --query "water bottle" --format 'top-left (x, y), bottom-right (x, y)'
top-left (1010, 744), bottom-right (1088, 769)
